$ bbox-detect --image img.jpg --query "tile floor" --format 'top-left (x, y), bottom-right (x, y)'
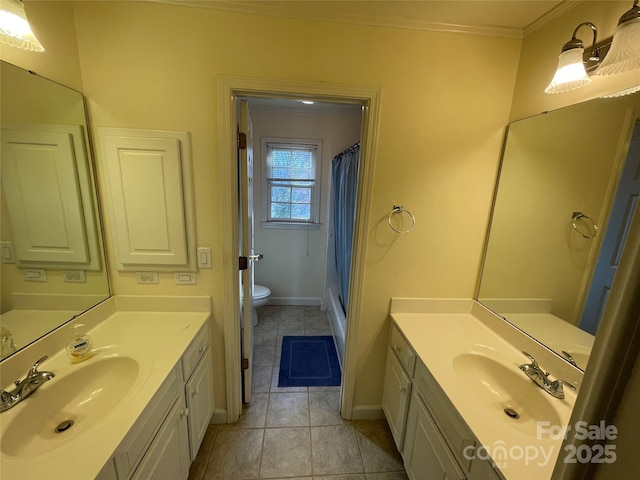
top-left (188, 305), bottom-right (408, 480)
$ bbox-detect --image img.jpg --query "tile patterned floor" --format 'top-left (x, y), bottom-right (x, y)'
top-left (188, 305), bottom-right (408, 480)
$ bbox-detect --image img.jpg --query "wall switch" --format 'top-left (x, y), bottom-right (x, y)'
top-left (24, 269), bottom-right (47, 282)
top-left (1, 241), bottom-right (15, 264)
top-left (174, 272), bottom-right (197, 285)
top-left (136, 272), bottom-right (159, 284)
top-left (197, 247), bottom-right (212, 269)
top-left (63, 271), bottom-right (86, 283)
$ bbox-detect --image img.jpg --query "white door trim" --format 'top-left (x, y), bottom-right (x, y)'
top-left (218, 75), bottom-right (382, 422)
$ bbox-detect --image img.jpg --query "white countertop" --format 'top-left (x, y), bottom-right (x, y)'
top-left (0, 300), bottom-right (209, 480)
top-left (391, 305), bottom-right (577, 480)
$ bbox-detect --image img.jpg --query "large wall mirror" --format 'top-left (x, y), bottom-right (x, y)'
top-left (478, 90), bottom-right (640, 371)
top-left (0, 60), bottom-right (110, 361)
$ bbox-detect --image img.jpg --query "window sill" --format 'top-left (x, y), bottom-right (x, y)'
top-left (260, 221), bottom-right (321, 230)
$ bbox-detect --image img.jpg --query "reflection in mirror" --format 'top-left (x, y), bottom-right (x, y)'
top-left (0, 61), bottom-right (109, 361)
top-left (478, 91), bottom-right (640, 371)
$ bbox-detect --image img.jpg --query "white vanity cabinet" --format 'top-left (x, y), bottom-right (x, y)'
top-left (131, 395), bottom-right (191, 480)
top-left (100, 324), bottom-right (212, 480)
top-left (383, 320), bottom-right (503, 480)
top-left (382, 324), bottom-right (415, 450)
top-left (181, 324), bottom-right (214, 460)
top-left (403, 389), bottom-right (466, 480)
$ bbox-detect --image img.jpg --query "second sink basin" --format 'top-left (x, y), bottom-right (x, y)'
top-left (1, 355), bottom-right (140, 458)
top-left (453, 352), bottom-right (565, 438)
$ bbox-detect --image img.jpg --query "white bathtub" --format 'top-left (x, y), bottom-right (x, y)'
top-left (326, 286), bottom-right (346, 368)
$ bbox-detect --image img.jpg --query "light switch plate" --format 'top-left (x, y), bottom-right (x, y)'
top-left (175, 272), bottom-right (197, 285)
top-left (136, 272), bottom-right (159, 284)
top-left (197, 247), bottom-right (212, 268)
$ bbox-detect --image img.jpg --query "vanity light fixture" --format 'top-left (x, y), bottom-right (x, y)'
top-left (0, 0), bottom-right (44, 52)
top-left (544, 22), bottom-right (598, 94)
top-left (545, 1), bottom-right (640, 95)
top-left (593, 0), bottom-right (640, 76)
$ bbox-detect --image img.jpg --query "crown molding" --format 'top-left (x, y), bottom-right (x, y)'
top-left (524, 1), bottom-right (581, 36)
top-left (145, 0), bottom-right (581, 39)
top-left (147, 0), bottom-right (526, 38)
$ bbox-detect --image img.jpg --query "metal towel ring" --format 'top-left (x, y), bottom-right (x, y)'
top-left (388, 205), bottom-right (416, 234)
top-left (572, 212), bottom-right (598, 239)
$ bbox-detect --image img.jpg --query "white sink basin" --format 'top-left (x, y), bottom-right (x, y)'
top-left (1, 356), bottom-right (139, 458)
top-left (453, 352), bottom-right (564, 438)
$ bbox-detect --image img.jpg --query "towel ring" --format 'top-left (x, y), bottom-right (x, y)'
top-left (388, 205), bottom-right (416, 234)
top-left (572, 212), bottom-right (598, 239)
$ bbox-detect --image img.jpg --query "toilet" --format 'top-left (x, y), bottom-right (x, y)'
top-left (241, 284), bottom-right (271, 326)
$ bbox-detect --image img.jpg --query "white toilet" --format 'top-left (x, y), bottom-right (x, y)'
top-left (241, 284), bottom-right (271, 326)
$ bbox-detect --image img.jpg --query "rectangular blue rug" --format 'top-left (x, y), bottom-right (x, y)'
top-left (278, 336), bottom-right (341, 387)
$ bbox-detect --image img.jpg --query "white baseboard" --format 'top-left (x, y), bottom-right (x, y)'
top-left (269, 297), bottom-right (322, 306)
top-left (210, 409), bottom-right (228, 424)
top-left (350, 405), bottom-right (385, 420)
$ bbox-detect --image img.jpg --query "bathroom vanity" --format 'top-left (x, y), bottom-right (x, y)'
top-left (0, 296), bottom-right (213, 480)
top-left (382, 298), bottom-right (581, 480)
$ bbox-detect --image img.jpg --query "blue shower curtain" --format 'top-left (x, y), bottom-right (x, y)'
top-left (332, 144), bottom-right (360, 314)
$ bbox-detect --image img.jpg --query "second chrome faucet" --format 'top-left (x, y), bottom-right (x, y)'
top-left (519, 351), bottom-right (576, 399)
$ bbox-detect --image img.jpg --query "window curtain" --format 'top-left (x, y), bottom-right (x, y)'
top-left (332, 144), bottom-right (360, 314)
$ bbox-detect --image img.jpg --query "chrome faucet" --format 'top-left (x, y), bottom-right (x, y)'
top-left (519, 351), bottom-right (576, 399)
top-left (1, 355), bottom-right (55, 412)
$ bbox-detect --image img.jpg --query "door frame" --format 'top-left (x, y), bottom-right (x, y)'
top-left (218, 75), bottom-right (382, 422)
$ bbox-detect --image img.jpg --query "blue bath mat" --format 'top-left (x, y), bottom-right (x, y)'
top-left (278, 336), bottom-right (341, 387)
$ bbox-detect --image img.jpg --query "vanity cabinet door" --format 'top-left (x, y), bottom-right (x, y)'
top-left (185, 352), bottom-right (213, 460)
top-left (404, 392), bottom-right (466, 480)
top-left (131, 396), bottom-right (190, 480)
top-left (382, 347), bottom-right (412, 450)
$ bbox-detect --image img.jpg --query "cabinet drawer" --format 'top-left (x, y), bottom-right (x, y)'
top-left (414, 360), bottom-right (476, 472)
top-left (182, 324), bottom-right (209, 381)
top-left (389, 323), bottom-right (416, 377)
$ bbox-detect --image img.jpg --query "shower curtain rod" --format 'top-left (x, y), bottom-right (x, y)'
top-left (334, 142), bottom-right (360, 158)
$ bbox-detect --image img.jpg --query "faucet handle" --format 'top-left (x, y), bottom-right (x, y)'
top-left (548, 378), bottom-right (577, 399)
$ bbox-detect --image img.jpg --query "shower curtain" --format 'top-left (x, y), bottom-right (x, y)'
top-left (332, 143), bottom-right (360, 314)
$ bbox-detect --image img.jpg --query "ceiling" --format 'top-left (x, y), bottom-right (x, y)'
top-left (159, 0), bottom-right (573, 38)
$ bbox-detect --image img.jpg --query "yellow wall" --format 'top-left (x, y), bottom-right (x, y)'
top-left (14, 1), bottom-right (638, 416)
top-left (67, 1), bottom-right (521, 412)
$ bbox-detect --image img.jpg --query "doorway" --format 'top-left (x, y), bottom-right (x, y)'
top-left (219, 76), bottom-right (381, 423)
top-left (580, 120), bottom-right (640, 334)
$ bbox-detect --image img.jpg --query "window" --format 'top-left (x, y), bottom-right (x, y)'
top-left (262, 138), bottom-right (322, 227)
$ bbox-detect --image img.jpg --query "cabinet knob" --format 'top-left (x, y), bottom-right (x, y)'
top-left (399, 385), bottom-right (407, 393)
top-left (198, 346), bottom-right (205, 354)
top-left (180, 408), bottom-right (190, 418)
top-left (392, 344), bottom-right (401, 353)
top-left (192, 386), bottom-right (200, 396)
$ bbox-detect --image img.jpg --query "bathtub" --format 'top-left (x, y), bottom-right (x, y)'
top-left (326, 286), bottom-right (346, 368)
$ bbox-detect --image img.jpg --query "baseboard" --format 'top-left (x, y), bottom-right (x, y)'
top-left (269, 297), bottom-right (322, 306)
top-left (350, 404), bottom-right (385, 420)
top-left (210, 409), bottom-right (228, 424)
